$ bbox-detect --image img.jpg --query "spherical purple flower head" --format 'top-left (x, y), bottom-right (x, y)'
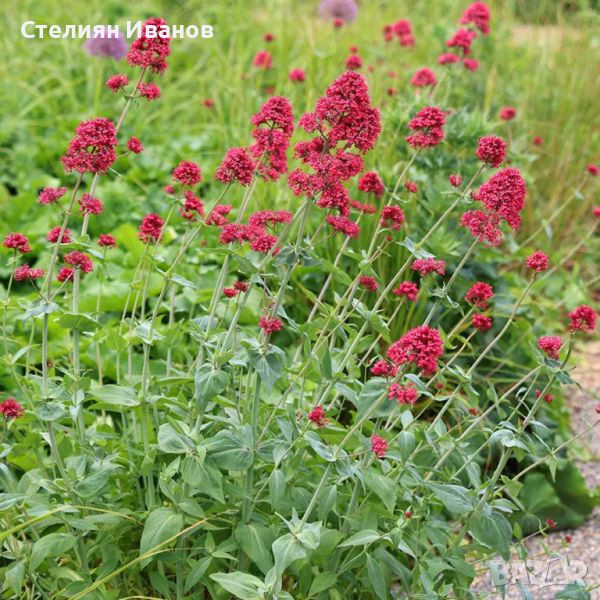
top-left (83, 27), bottom-right (128, 60)
top-left (318, 0), bottom-right (358, 22)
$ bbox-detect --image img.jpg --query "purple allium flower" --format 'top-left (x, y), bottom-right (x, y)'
top-left (318, 0), bottom-right (358, 22)
top-left (83, 27), bottom-right (128, 60)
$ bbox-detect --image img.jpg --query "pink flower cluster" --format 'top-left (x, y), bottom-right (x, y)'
top-left (406, 106), bottom-right (447, 149)
top-left (538, 336), bottom-right (563, 360)
top-left (126, 17), bottom-right (171, 74)
top-left (383, 19), bottom-right (414, 46)
top-left (465, 281), bottom-right (493, 309)
top-left (411, 258), bottom-right (446, 277)
top-left (61, 118), bottom-right (118, 174)
top-left (387, 325), bottom-right (444, 375)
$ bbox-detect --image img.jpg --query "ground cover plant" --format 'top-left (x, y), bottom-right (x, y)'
top-left (1, 1), bottom-right (599, 598)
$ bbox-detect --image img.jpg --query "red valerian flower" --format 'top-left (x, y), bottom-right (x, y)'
top-left (223, 287), bottom-right (238, 298)
top-left (79, 193), bottom-right (104, 215)
top-left (326, 215), bottom-right (360, 238)
top-left (449, 174), bottom-right (462, 187)
top-left (388, 383), bottom-right (418, 404)
top-left (333, 18), bottom-right (344, 28)
top-left (438, 53), bottom-right (460, 65)
top-left (405, 181), bottom-right (418, 193)
top-left (446, 28), bottom-right (477, 55)
top-left (138, 213), bottom-right (164, 243)
top-left (476, 135), bottom-right (507, 167)
top-left (250, 233), bottom-right (279, 254)
top-left (249, 210), bottom-right (293, 227)
top-left (98, 234), bottom-right (116, 248)
top-left (358, 171), bottom-right (384, 197)
top-left (137, 82), bottom-right (161, 100)
top-left (465, 282), bottom-right (493, 310)
top-left (61, 118), bottom-right (118, 174)
top-left (180, 191), bottom-right (205, 221)
top-left (587, 164), bottom-right (599, 176)
top-left (370, 359), bottom-right (397, 377)
top-left (206, 204), bottom-right (233, 226)
top-left (565, 535), bottom-right (573, 544)
top-left (411, 258), bottom-right (446, 277)
top-left (526, 251), bottom-right (549, 272)
top-left (387, 325), bottom-right (444, 375)
top-left (203, 98), bottom-right (215, 108)
top-left (234, 280), bottom-right (249, 292)
top-left (14, 265), bottom-right (45, 281)
top-left (537, 336), bottom-right (563, 359)
top-left (345, 54), bottom-right (362, 70)
top-left (47, 227), bottom-right (71, 244)
top-left (568, 305), bottom-right (597, 333)
top-left (359, 275), bottom-right (379, 292)
top-left (39, 186), bottom-right (67, 205)
top-left (3, 233), bottom-right (31, 253)
top-left (406, 106), bottom-right (447, 149)
top-left (393, 281), bottom-right (419, 301)
top-left (57, 267), bottom-right (74, 282)
top-left (463, 58), bottom-right (480, 71)
top-left (253, 50), bottom-right (273, 69)
top-left (593, 206), bottom-right (600, 217)
top-left (215, 148), bottom-right (255, 186)
top-left (469, 407), bottom-right (479, 416)
top-left (172, 161), bottom-right (201, 186)
top-left (127, 137), bottom-right (144, 153)
top-left (64, 251), bottom-right (93, 273)
top-left (460, 2), bottom-right (491, 35)
top-left (410, 67), bottom-right (437, 88)
top-left (472, 313), bottom-right (492, 331)
top-left (264, 32), bottom-right (275, 42)
top-left (126, 17), bottom-right (171, 74)
top-left (460, 210), bottom-right (503, 247)
top-left (387, 87), bottom-right (397, 96)
top-left (380, 205), bottom-right (405, 230)
top-left (596, 403), bottom-right (600, 414)
top-left (499, 106), bottom-right (516, 121)
top-left (546, 519), bottom-right (557, 529)
top-left (533, 136), bottom-right (544, 146)
top-left (106, 74), bottom-right (129, 92)
top-left (259, 315), bottom-right (283, 334)
top-left (536, 390), bottom-right (554, 403)
top-left (371, 434), bottom-right (388, 458)
top-left (350, 200), bottom-right (376, 214)
top-left (0, 398), bottom-right (24, 420)
top-left (289, 68), bottom-right (306, 83)
top-left (390, 19), bottom-right (414, 46)
top-left (308, 406), bottom-right (328, 427)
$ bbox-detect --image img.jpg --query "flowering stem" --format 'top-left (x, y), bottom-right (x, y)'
top-left (299, 463), bottom-right (332, 529)
top-left (358, 300), bottom-right (404, 368)
top-left (241, 375), bottom-right (262, 524)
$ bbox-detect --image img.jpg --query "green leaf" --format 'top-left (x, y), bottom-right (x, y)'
top-left (248, 346), bottom-right (284, 391)
top-left (555, 582), bottom-right (591, 599)
top-left (139, 508), bottom-right (184, 567)
top-left (366, 554), bottom-right (389, 599)
top-left (210, 572), bottom-right (265, 600)
top-left (308, 571), bottom-right (338, 598)
top-left (88, 384), bottom-right (139, 408)
top-left (195, 461), bottom-right (225, 503)
top-left (469, 511), bottom-right (512, 560)
top-left (397, 431), bottom-right (416, 461)
top-left (272, 533), bottom-right (307, 576)
top-left (269, 469), bottom-right (287, 511)
top-left (30, 533), bottom-right (77, 570)
top-left (157, 423), bottom-right (194, 454)
top-left (428, 483), bottom-right (474, 513)
top-left (194, 364), bottom-right (229, 404)
top-left (35, 401), bottom-right (67, 421)
top-left (235, 524), bottom-right (273, 574)
top-left (57, 312), bottom-right (99, 331)
top-left (206, 426), bottom-right (253, 470)
top-left (339, 529), bottom-right (382, 547)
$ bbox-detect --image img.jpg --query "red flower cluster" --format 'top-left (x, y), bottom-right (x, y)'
top-left (463, 58), bottom-right (479, 71)
top-left (98, 234), bottom-right (117, 248)
top-left (587, 164), bottom-right (598, 176)
top-left (345, 54), bottom-right (362, 70)
top-left (411, 258), bottom-right (446, 277)
top-left (380, 205), bottom-right (405, 230)
top-left (126, 17), bottom-right (171, 74)
top-left (289, 72), bottom-right (380, 217)
top-left (568, 305), bottom-right (597, 333)
top-left (359, 275), bottom-right (379, 292)
top-left (106, 74), bottom-right (129, 92)
top-left (39, 186), bottom-right (67, 205)
top-left (79, 193), bottom-right (104, 215)
top-left (350, 200), bottom-right (376, 214)
top-left (393, 281), bottom-right (419, 301)
top-left (472, 314), bottom-right (492, 331)
top-left (526, 251), bottom-right (549, 272)
top-left (371, 434), bottom-right (388, 458)
top-left (383, 19), bottom-right (414, 46)
top-left (180, 191), bottom-right (205, 221)
top-left (499, 106), bottom-right (516, 121)
top-left (411, 67), bottom-right (437, 88)
top-left (358, 171), bottom-right (384, 197)
top-left (465, 281), bottom-right (493, 309)
top-left (405, 180), bottom-right (418, 194)
top-left (388, 383), bottom-right (418, 404)
top-left (326, 215), bottom-right (360, 238)
top-left (438, 53), bottom-right (460, 65)
top-left (14, 265), bottom-right (45, 281)
top-left (172, 161), bottom-right (201, 186)
top-left (253, 50), bottom-right (273, 69)
top-left (446, 29), bottom-right (477, 55)
top-left (406, 106), bottom-right (446, 149)
top-left (215, 148), bottom-right (256, 186)
top-left (536, 390), bottom-right (554, 403)
top-left (61, 118), bottom-right (118, 174)
top-left (449, 174), bottom-right (462, 187)
top-left (127, 137), bottom-right (144, 154)
top-left (64, 251), bottom-right (93, 273)
top-left (538, 336), bottom-right (563, 360)
top-left (476, 135), bottom-right (507, 168)
top-left (0, 398), bottom-right (24, 420)
top-left (371, 359), bottom-right (397, 377)
top-left (461, 167), bottom-right (526, 246)
top-left (308, 406), bottom-right (328, 428)
top-left (47, 227), bottom-right (71, 244)
top-left (138, 213), bottom-right (164, 243)
top-left (460, 2), bottom-right (491, 34)
top-left (289, 68), bottom-right (306, 83)
top-left (3, 233), bottom-right (30, 253)
top-left (206, 204), bottom-right (233, 226)
top-left (387, 325), bottom-right (444, 375)
top-left (259, 315), bottom-right (283, 334)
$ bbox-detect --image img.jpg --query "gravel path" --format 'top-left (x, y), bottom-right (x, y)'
top-left (476, 342), bottom-right (600, 599)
